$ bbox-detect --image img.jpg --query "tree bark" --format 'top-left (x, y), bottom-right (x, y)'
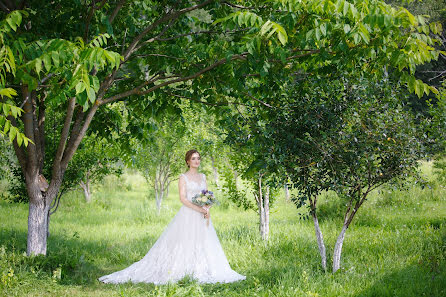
top-left (312, 211), bottom-right (326, 271)
top-left (210, 155), bottom-right (219, 187)
top-left (80, 180), bottom-right (91, 203)
top-left (26, 177), bottom-right (49, 256)
top-left (263, 186), bottom-right (270, 241)
top-left (256, 175), bottom-right (269, 241)
top-left (284, 183), bottom-right (290, 201)
top-left (333, 224), bottom-right (348, 273)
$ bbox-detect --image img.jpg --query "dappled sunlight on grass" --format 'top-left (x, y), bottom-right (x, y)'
top-left (0, 168), bottom-right (445, 296)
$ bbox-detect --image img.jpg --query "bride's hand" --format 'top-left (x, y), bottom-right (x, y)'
top-left (202, 207), bottom-right (210, 218)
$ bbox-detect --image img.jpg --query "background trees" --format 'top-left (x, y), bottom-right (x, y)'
top-left (129, 114), bottom-right (186, 214)
top-left (0, 0), bottom-right (441, 263)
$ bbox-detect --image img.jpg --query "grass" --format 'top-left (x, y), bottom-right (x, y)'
top-left (0, 164), bottom-right (445, 296)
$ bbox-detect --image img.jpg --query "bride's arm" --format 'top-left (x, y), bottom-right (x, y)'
top-left (179, 175), bottom-right (208, 214)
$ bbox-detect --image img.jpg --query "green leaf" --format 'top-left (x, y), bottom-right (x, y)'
top-left (278, 31), bottom-right (287, 46)
top-left (43, 54), bottom-right (51, 72)
top-left (2, 102), bottom-right (10, 115)
top-left (75, 81), bottom-right (85, 94)
top-left (86, 86), bottom-right (96, 103)
top-left (16, 132), bottom-right (23, 146)
top-left (51, 51), bottom-right (60, 68)
top-left (9, 125), bottom-right (16, 142)
top-left (315, 28), bottom-right (321, 41)
top-left (35, 58), bottom-right (42, 74)
top-left (320, 23), bottom-right (327, 36)
top-left (6, 16), bottom-right (17, 31)
top-left (0, 88), bottom-right (17, 98)
top-left (4, 119), bottom-right (10, 133)
top-left (92, 76), bottom-right (100, 92)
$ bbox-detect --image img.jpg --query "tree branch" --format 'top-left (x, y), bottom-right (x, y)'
top-left (154, 28), bottom-right (250, 42)
top-left (22, 85), bottom-right (38, 175)
top-left (242, 91), bottom-right (273, 108)
top-left (0, 1), bottom-right (11, 13)
top-left (60, 104), bottom-right (99, 171)
top-left (100, 53), bottom-right (248, 105)
top-left (53, 97), bottom-right (76, 174)
top-left (108, 0), bottom-right (126, 24)
top-left (37, 92), bottom-right (46, 173)
top-left (122, 0), bottom-right (215, 60)
top-left (83, 0), bottom-right (107, 41)
top-left (31, 91), bottom-right (42, 167)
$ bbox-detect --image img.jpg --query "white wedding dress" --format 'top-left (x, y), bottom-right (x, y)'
top-left (99, 173), bottom-right (246, 285)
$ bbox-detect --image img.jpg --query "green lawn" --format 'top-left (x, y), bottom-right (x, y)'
top-left (0, 166), bottom-right (445, 296)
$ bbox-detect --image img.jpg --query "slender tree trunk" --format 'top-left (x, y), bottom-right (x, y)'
top-left (284, 183), bottom-right (290, 201)
top-left (79, 180), bottom-right (91, 203)
top-left (333, 224), bottom-right (348, 273)
top-left (158, 188), bottom-right (164, 215)
top-left (256, 175), bottom-right (269, 241)
top-left (332, 190), bottom-right (368, 273)
top-left (210, 156), bottom-right (219, 187)
top-left (312, 212), bottom-right (326, 271)
top-left (165, 180), bottom-right (170, 198)
top-left (264, 186), bottom-right (270, 241)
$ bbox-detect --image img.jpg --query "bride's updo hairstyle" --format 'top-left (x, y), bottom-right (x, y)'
top-left (185, 149), bottom-right (200, 168)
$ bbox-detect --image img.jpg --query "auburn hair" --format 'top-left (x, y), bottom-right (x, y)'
top-left (185, 149), bottom-right (200, 168)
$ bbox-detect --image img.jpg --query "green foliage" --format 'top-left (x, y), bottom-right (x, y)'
top-left (5, 131), bottom-right (123, 203)
top-left (0, 10), bottom-right (29, 146)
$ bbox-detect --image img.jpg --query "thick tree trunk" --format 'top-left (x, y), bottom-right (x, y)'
top-left (312, 212), bottom-right (326, 271)
top-left (26, 176), bottom-right (49, 256)
top-left (333, 224), bottom-right (348, 273)
top-left (27, 199), bottom-right (49, 256)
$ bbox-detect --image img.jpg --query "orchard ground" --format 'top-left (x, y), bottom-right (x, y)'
top-left (0, 162), bottom-right (445, 297)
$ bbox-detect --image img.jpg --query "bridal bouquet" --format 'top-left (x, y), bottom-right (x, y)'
top-left (191, 190), bottom-right (219, 207)
top-left (192, 190), bottom-right (219, 226)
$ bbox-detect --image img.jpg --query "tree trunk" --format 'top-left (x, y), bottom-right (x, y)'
top-left (157, 188), bottom-right (163, 215)
top-left (79, 180), bottom-right (91, 203)
top-left (263, 186), bottom-right (270, 241)
top-left (312, 211), bottom-right (326, 271)
top-left (284, 183), bottom-right (290, 201)
top-left (27, 199), bottom-right (49, 256)
top-left (256, 176), bottom-right (269, 241)
top-left (210, 156), bottom-right (219, 187)
top-left (26, 175), bottom-right (50, 256)
top-left (333, 224), bottom-right (348, 273)
top-left (165, 180), bottom-right (170, 199)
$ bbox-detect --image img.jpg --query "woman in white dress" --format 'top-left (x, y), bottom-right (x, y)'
top-left (99, 149), bottom-right (246, 284)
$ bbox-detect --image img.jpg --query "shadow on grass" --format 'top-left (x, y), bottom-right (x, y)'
top-left (0, 227), bottom-right (158, 286)
top-left (356, 264), bottom-right (446, 297)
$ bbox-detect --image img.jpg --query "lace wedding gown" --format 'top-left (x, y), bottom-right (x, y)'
top-left (99, 173), bottom-right (246, 284)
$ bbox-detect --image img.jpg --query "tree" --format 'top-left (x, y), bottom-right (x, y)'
top-left (129, 114), bottom-right (186, 214)
top-left (261, 76), bottom-right (422, 272)
top-left (0, 0), bottom-right (440, 257)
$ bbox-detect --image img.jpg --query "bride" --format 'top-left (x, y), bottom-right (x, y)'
top-left (99, 149), bottom-right (246, 284)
